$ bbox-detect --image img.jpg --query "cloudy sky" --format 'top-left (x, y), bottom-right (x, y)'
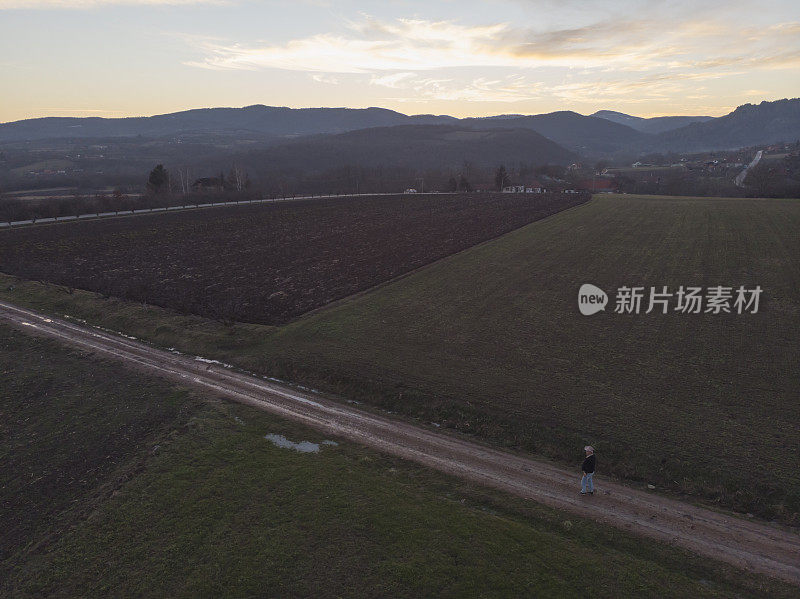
top-left (1, 0), bottom-right (798, 122)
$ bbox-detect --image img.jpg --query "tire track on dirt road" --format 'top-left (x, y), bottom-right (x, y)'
top-left (1, 300), bottom-right (798, 585)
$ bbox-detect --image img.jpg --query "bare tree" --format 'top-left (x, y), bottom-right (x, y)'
top-left (228, 164), bottom-right (246, 192)
top-left (177, 166), bottom-right (193, 198)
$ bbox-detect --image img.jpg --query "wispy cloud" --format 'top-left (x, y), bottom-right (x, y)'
top-left (311, 73), bottom-right (340, 85)
top-left (371, 73), bottom-right (543, 103)
top-left (369, 72), bottom-right (419, 88)
top-left (185, 17), bottom-right (653, 72)
top-left (0, 0), bottom-right (224, 8)
top-left (183, 14), bottom-right (800, 74)
top-left (184, 19), bottom-right (520, 73)
top-left (177, 13), bottom-right (800, 104)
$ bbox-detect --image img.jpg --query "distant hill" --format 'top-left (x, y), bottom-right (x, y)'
top-left (2, 98), bottom-right (799, 158)
top-left (0, 105), bottom-right (456, 142)
top-left (0, 106), bottom-right (631, 156)
top-left (591, 110), bottom-right (714, 134)
top-left (463, 111), bottom-right (648, 155)
top-left (654, 99), bottom-right (800, 151)
top-left (222, 125), bottom-right (577, 175)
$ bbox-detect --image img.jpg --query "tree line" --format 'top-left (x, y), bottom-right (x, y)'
top-left (147, 164), bottom-right (253, 195)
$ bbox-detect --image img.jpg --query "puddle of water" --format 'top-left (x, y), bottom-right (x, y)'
top-left (264, 434), bottom-right (338, 453)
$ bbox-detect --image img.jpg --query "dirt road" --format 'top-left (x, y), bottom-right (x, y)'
top-left (2, 299), bottom-right (798, 585)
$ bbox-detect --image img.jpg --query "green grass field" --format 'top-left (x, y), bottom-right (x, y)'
top-left (258, 194), bottom-right (800, 520)
top-left (2, 194), bottom-right (799, 523)
top-left (9, 160), bottom-right (74, 177)
top-left (2, 323), bottom-right (796, 598)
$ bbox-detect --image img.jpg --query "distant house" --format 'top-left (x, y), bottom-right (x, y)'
top-left (632, 161), bottom-right (643, 168)
top-left (503, 181), bottom-right (551, 193)
top-left (526, 179), bottom-right (545, 193)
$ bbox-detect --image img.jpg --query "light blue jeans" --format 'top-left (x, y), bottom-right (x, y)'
top-left (581, 472), bottom-right (594, 493)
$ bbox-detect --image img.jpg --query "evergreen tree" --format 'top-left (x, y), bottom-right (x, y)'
top-left (147, 164), bottom-right (169, 194)
top-left (494, 165), bottom-right (509, 190)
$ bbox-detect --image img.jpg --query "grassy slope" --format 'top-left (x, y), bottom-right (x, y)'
top-left (0, 326), bottom-right (197, 570)
top-left (1, 323), bottom-right (795, 598)
top-left (260, 195), bottom-right (800, 519)
top-left (9, 160), bottom-right (74, 177)
top-left (1, 194), bottom-right (798, 522)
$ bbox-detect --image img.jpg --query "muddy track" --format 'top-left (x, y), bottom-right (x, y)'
top-left (2, 300), bottom-right (798, 585)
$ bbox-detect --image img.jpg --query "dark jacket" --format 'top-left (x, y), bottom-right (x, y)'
top-left (582, 454), bottom-right (596, 474)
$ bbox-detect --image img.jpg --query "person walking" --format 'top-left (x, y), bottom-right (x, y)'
top-left (581, 446), bottom-right (595, 495)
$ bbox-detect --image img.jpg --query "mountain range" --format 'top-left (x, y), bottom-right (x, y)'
top-left (590, 110), bottom-right (714, 134)
top-left (0, 107), bottom-right (457, 144)
top-left (654, 99), bottom-right (800, 152)
top-left (463, 111), bottom-right (648, 155)
top-left (1, 99), bottom-right (798, 165)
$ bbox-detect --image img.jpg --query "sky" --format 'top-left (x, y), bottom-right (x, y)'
top-left (1, 0), bottom-right (799, 122)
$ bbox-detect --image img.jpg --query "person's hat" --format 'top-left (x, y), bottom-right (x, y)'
top-left (584, 445), bottom-right (594, 452)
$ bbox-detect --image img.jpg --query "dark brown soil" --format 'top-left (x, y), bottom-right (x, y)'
top-left (0, 193), bottom-right (587, 324)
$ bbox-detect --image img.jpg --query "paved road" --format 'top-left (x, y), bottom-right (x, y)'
top-left (1, 299), bottom-right (798, 585)
top-left (0, 192), bottom-right (448, 228)
top-left (735, 150), bottom-right (764, 187)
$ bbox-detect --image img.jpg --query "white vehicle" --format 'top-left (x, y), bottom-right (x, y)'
top-left (404, 188), bottom-right (418, 193)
